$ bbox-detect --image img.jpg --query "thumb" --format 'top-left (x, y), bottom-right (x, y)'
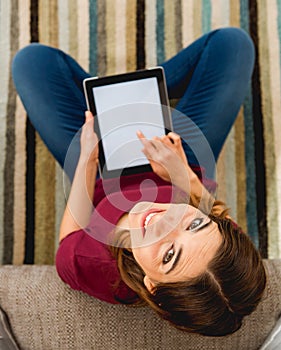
top-left (85, 110), bottom-right (93, 123)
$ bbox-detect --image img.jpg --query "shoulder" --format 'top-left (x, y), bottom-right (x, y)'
top-left (55, 230), bottom-right (113, 293)
top-left (55, 229), bottom-right (136, 303)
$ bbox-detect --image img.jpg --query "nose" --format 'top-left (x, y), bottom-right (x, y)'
top-left (147, 213), bottom-right (181, 241)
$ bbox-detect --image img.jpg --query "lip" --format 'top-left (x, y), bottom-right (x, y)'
top-left (141, 209), bottom-right (165, 237)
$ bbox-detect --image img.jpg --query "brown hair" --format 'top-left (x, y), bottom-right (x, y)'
top-left (110, 205), bottom-right (266, 336)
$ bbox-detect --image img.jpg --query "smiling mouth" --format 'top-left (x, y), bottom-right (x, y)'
top-left (142, 209), bottom-right (164, 237)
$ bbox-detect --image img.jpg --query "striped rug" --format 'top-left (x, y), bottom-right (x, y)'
top-left (0, 0), bottom-right (280, 264)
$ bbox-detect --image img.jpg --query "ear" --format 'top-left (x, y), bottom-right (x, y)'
top-left (143, 275), bottom-right (156, 294)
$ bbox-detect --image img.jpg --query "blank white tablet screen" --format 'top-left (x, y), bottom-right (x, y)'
top-left (93, 77), bottom-right (166, 171)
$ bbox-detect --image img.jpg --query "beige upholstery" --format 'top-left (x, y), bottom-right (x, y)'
top-left (0, 260), bottom-right (280, 350)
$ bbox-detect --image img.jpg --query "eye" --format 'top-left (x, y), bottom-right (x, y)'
top-left (187, 218), bottom-right (204, 231)
top-left (163, 246), bottom-right (175, 264)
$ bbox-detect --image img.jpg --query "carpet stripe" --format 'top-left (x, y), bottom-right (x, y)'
top-left (3, 0), bottom-right (19, 264)
top-left (193, 0), bottom-right (202, 39)
top-left (24, 0), bottom-right (38, 264)
top-left (136, 0), bottom-right (145, 69)
top-left (174, 0), bottom-right (182, 53)
top-left (115, 0), bottom-right (127, 73)
top-left (249, 0), bottom-right (268, 255)
top-left (13, 99), bottom-right (27, 265)
top-left (256, 0), bottom-right (275, 256)
top-left (68, 0), bottom-right (78, 58)
top-left (276, 0), bottom-right (281, 256)
top-left (239, 0), bottom-right (259, 244)
top-left (55, 164), bottom-right (64, 252)
top-left (38, 0), bottom-right (58, 45)
top-left (213, 2), bottom-right (239, 222)
top-left (0, 0), bottom-right (12, 264)
top-left (164, 0), bottom-right (177, 60)
top-left (230, 1), bottom-right (248, 230)
top-left (89, 0), bottom-right (98, 76)
top-left (230, 0), bottom-right (240, 26)
top-left (97, 0), bottom-right (107, 75)
top-left (13, 0), bottom-right (30, 265)
top-left (262, 0), bottom-right (281, 257)
top-left (145, 0), bottom-right (157, 67)
top-left (58, 0), bottom-right (69, 51)
top-left (126, 0), bottom-right (137, 71)
top-left (224, 128), bottom-right (238, 222)
top-left (55, 4), bottom-right (66, 252)
top-left (234, 110), bottom-right (247, 230)
top-left (34, 0), bottom-right (57, 264)
top-left (202, 0), bottom-right (211, 33)
top-left (212, 0), bottom-right (227, 203)
top-left (212, 1), bottom-right (239, 221)
top-left (106, 0), bottom-right (116, 75)
top-left (33, 32), bottom-right (55, 266)
top-left (55, 0), bottom-right (71, 251)
top-left (211, 0), bottom-right (230, 28)
top-left (77, 0), bottom-right (90, 71)
top-left (156, 0), bottom-right (165, 64)
top-left (181, 0), bottom-right (194, 47)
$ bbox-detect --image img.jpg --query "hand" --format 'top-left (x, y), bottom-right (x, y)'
top-left (80, 111), bottom-right (99, 164)
top-left (137, 131), bottom-right (190, 183)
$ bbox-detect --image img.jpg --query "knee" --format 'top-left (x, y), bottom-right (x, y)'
top-left (12, 43), bottom-right (58, 86)
top-left (214, 27), bottom-right (255, 64)
top-left (13, 43), bottom-right (42, 76)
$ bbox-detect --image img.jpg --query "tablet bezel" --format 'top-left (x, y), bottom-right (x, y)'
top-left (83, 67), bottom-right (172, 179)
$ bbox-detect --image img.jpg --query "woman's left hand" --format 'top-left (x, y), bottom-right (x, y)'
top-left (137, 131), bottom-right (190, 183)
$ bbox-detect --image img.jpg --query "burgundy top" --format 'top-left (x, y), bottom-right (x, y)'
top-left (56, 169), bottom-right (216, 304)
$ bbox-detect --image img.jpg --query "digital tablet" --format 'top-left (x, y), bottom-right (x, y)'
top-left (83, 67), bottom-right (172, 179)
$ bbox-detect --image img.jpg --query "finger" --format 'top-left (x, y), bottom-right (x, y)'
top-left (85, 110), bottom-right (94, 124)
top-left (160, 135), bottom-right (172, 146)
top-left (167, 132), bottom-right (181, 144)
top-left (153, 135), bottom-right (166, 144)
top-left (137, 132), bottom-right (158, 151)
top-left (136, 130), bottom-right (147, 145)
top-left (152, 136), bottom-right (162, 146)
top-left (137, 132), bottom-right (152, 148)
top-left (151, 137), bottom-right (166, 151)
top-left (137, 132), bottom-right (163, 155)
top-left (141, 146), bottom-right (151, 159)
top-left (137, 130), bottom-right (145, 139)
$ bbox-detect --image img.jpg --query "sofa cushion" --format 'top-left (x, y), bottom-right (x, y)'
top-left (0, 261), bottom-right (280, 350)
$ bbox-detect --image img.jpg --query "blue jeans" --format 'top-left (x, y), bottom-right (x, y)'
top-left (12, 27), bottom-right (254, 180)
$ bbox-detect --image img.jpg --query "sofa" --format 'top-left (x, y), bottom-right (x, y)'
top-left (0, 260), bottom-right (280, 350)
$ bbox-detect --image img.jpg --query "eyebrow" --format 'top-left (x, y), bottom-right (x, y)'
top-left (164, 219), bottom-right (213, 275)
top-left (165, 246), bottom-right (183, 275)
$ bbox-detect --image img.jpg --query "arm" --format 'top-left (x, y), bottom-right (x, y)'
top-left (59, 111), bottom-right (99, 242)
top-left (137, 131), bottom-right (229, 217)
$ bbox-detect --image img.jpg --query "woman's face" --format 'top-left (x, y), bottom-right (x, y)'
top-left (127, 202), bottom-right (222, 289)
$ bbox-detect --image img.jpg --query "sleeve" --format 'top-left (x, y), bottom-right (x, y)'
top-left (55, 230), bottom-right (137, 304)
top-left (55, 231), bottom-right (82, 290)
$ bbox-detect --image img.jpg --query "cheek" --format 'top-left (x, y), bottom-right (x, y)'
top-left (132, 243), bottom-right (161, 272)
top-left (132, 247), bottom-right (149, 268)
top-left (127, 212), bottom-right (139, 229)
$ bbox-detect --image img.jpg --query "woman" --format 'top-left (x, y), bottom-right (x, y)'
top-left (12, 27), bottom-right (266, 336)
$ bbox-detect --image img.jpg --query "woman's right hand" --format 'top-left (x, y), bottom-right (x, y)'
top-left (80, 111), bottom-right (99, 165)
